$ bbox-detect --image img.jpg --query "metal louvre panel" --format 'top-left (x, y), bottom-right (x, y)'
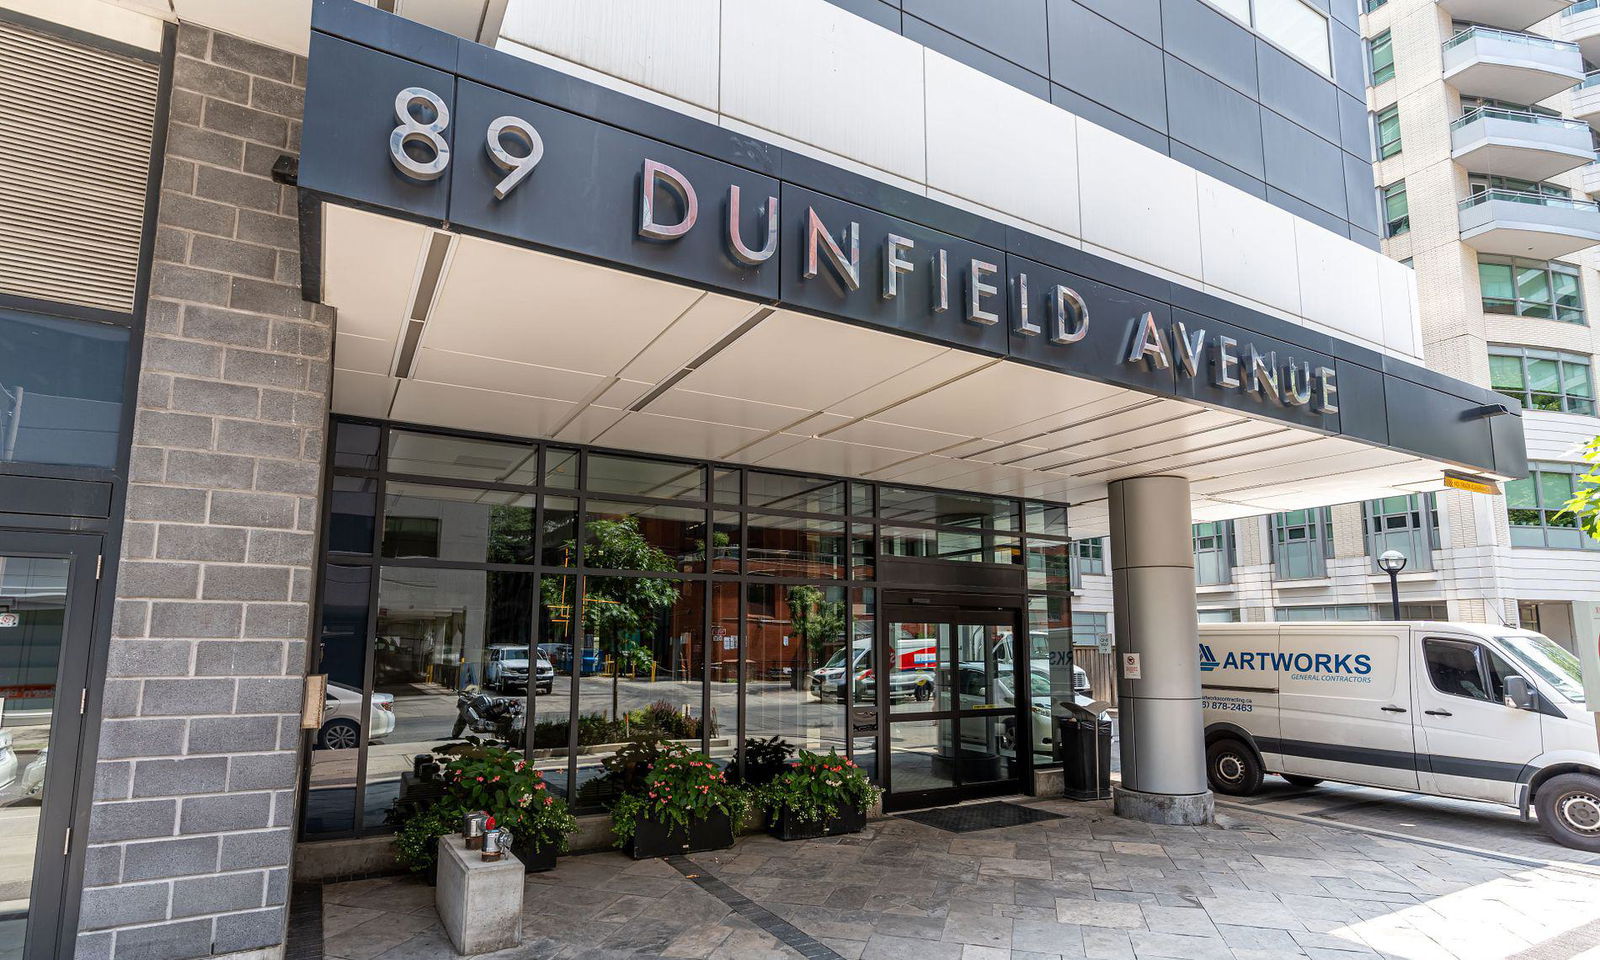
top-left (0, 20), bottom-right (159, 313)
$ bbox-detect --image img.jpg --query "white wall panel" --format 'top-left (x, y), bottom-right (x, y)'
top-left (499, 0), bottom-right (720, 110)
top-left (1295, 219), bottom-right (1385, 349)
top-left (1076, 121), bottom-right (1204, 282)
top-left (923, 51), bottom-right (1079, 238)
top-left (1376, 258), bottom-right (1421, 358)
top-left (720, 0), bottom-right (927, 182)
top-left (1196, 176), bottom-right (1302, 318)
top-left (1522, 410), bottom-right (1595, 460)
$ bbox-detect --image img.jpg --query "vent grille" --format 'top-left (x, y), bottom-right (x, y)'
top-left (0, 21), bottom-right (159, 313)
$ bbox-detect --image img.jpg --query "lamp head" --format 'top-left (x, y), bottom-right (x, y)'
top-left (1377, 550), bottom-right (1408, 574)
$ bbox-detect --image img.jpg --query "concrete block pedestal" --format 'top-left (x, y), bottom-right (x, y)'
top-left (436, 837), bottom-right (523, 955)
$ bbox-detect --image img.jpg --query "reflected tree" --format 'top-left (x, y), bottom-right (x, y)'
top-left (787, 585), bottom-right (844, 690)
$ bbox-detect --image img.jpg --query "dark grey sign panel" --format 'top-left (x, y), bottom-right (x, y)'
top-left (448, 80), bottom-right (780, 301)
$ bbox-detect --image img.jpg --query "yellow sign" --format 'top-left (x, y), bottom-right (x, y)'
top-left (1443, 474), bottom-right (1498, 496)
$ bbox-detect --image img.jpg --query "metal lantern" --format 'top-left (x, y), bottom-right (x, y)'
top-left (462, 811), bottom-right (488, 849)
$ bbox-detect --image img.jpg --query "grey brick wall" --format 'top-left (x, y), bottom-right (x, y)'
top-left (78, 23), bottom-right (329, 960)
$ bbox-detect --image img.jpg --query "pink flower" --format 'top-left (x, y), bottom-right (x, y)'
top-left (544, 797), bottom-right (553, 807)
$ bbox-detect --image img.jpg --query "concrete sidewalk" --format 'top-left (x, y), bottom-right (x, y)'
top-left (319, 796), bottom-right (1600, 960)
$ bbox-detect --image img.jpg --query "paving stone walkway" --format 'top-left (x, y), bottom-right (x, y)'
top-left (320, 796), bottom-right (1600, 960)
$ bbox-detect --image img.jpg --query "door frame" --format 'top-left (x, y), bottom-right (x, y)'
top-left (0, 529), bottom-right (102, 960)
top-left (878, 591), bottom-right (1031, 811)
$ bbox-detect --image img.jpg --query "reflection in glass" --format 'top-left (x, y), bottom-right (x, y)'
top-left (1025, 502), bottom-right (1068, 537)
top-left (1030, 594), bottom-right (1076, 764)
top-left (745, 585), bottom-right (847, 761)
top-left (747, 471), bottom-right (845, 514)
top-left (327, 476), bottom-right (376, 554)
top-left (544, 448), bottom-right (578, 488)
top-left (584, 501), bottom-right (707, 573)
top-left (0, 311), bottom-right (128, 468)
top-left (878, 486), bottom-right (1019, 530)
top-left (382, 483), bottom-right (535, 564)
top-left (304, 564), bottom-right (370, 836)
top-left (746, 514), bottom-right (845, 579)
top-left (710, 583), bottom-right (740, 775)
top-left (1025, 540), bottom-right (1070, 592)
top-left (333, 421), bottom-right (380, 470)
top-left (586, 454), bottom-right (703, 500)
top-left (882, 527), bottom-right (1020, 565)
top-left (888, 719), bottom-right (954, 793)
top-left (710, 512), bottom-right (739, 575)
top-left (0, 556), bottom-right (69, 953)
top-left (365, 569), bottom-right (533, 828)
top-left (712, 468), bottom-right (740, 504)
top-left (850, 587), bottom-right (876, 773)
top-left (530, 575), bottom-right (576, 800)
top-left (570, 578), bottom-right (705, 812)
top-left (886, 622), bottom-right (948, 714)
top-left (387, 430), bottom-right (537, 485)
top-left (541, 497), bottom-right (578, 566)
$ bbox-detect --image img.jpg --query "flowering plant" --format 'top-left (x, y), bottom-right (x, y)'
top-left (750, 749), bottom-right (879, 824)
top-left (609, 743), bottom-right (749, 846)
top-left (440, 745), bottom-right (577, 854)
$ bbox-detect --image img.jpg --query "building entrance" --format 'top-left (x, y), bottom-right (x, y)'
top-left (879, 596), bottom-right (1030, 811)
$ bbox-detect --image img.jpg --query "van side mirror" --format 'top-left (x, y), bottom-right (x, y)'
top-left (1503, 676), bottom-right (1537, 711)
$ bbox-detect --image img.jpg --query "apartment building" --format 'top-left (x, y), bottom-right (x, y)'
top-left (1066, 0), bottom-right (1600, 669)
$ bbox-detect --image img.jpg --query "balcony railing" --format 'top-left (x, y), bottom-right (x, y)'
top-left (1566, 0), bottom-right (1600, 15)
top-left (1444, 24), bottom-right (1579, 53)
top-left (1579, 70), bottom-right (1600, 90)
top-left (1449, 105), bottom-right (1587, 132)
top-left (1458, 187), bottom-right (1599, 213)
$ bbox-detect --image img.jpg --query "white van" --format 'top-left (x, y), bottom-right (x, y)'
top-left (1198, 621), bottom-right (1599, 851)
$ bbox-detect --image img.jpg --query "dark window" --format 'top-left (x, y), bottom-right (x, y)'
top-left (1424, 639), bottom-right (1494, 702)
top-left (381, 516), bottom-right (440, 559)
top-left (0, 310), bottom-right (129, 468)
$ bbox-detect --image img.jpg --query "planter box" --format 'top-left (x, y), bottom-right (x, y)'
top-left (768, 805), bottom-right (867, 841)
top-left (511, 837), bottom-right (559, 873)
top-left (627, 810), bottom-right (735, 859)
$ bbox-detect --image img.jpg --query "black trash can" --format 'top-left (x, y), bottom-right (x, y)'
top-left (1058, 703), bottom-right (1112, 801)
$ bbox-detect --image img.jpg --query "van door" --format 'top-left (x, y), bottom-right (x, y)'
top-left (1414, 635), bottom-right (1542, 804)
top-left (1277, 626), bottom-right (1419, 791)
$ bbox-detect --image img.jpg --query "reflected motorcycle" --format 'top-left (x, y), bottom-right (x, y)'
top-left (450, 691), bottom-right (525, 744)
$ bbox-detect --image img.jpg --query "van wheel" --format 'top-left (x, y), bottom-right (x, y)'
top-left (1282, 774), bottom-right (1323, 788)
top-left (1535, 773), bottom-right (1600, 853)
top-left (1207, 738), bottom-right (1263, 796)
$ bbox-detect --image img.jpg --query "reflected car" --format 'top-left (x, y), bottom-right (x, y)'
top-left (316, 681), bottom-right (395, 750)
top-left (537, 642), bottom-right (603, 676)
top-left (20, 748), bottom-right (44, 798)
top-left (485, 644), bottom-right (555, 694)
top-left (0, 730), bottom-right (15, 791)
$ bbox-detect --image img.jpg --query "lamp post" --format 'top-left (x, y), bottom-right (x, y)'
top-left (1377, 550), bottom-right (1407, 620)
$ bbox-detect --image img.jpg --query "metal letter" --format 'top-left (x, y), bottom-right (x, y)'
top-left (1211, 335), bottom-right (1241, 388)
top-left (727, 184), bottom-right (779, 265)
top-left (1050, 285), bottom-right (1089, 344)
top-left (639, 159), bottom-right (699, 241)
top-left (1014, 273), bottom-right (1040, 335)
top-left (389, 87), bottom-right (450, 182)
top-left (1124, 312), bottom-right (1170, 369)
top-left (485, 115), bottom-right (544, 199)
top-left (967, 259), bottom-right (1000, 325)
top-left (802, 208), bottom-right (861, 291)
top-left (882, 234), bottom-right (916, 299)
top-left (1313, 366), bottom-right (1340, 414)
top-left (1169, 321), bottom-right (1205, 379)
top-left (1248, 346), bottom-right (1282, 405)
top-left (932, 250), bottom-right (949, 313)
top-left (1282, 360), bottom-right (1313, 407)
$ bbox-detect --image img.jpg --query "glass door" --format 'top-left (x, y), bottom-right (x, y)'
top-left (0, 531), bottom-right (99, 960)
top-left (880, 601), bottom-right (1027, 810)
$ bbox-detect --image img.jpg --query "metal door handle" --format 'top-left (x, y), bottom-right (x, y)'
top-left (1425, 709), bottom-right (1453, 717)
top-left (1380, 705), bottom-right (1407, 713)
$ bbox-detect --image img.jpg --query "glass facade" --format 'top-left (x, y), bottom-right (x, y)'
top-left (1506, 462), bottom-right (1600, 550)
top-left (303, 419), bottom-right (1073, 837)
top-left (1479, 259), bottom-right (1584, 324)
top-left (1272, 508), bottom-right (1332, 579)
top-left (0, 310), bottom-right (129, 468)
top-left (1364, 494), bottom-right (1437, 574)
top-left (1489, 345), bottom-right (1594, 413)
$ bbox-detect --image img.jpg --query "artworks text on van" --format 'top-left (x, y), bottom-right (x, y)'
top-left (1199, 643), bottom-right (1374, 684)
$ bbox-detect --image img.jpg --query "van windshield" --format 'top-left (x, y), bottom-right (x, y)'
top-left (1497, 633), bottom-right (1585, 703)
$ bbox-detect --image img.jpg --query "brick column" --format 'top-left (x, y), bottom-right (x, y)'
top-left (78, 24), bottom-right (330, 960)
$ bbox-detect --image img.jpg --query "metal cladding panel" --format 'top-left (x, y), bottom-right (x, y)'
top-left (1383, 375), bottom-right (1495, 472)
top-left (0, 19), bottom-right (158, 313)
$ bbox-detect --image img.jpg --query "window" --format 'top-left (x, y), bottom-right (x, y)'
top-left (1071, 611), bottom-right (1108, 647)
top-left (1460, 96), bottom-right (1561, 120)
top-left (1381, 181), bottom-right (1409, 237)
top-left (1193, 521), bottom-right (1233, 586)
top-left (1374, 105), bottom-right (1401, 159)
top-left (1423, 639), bottom-right (1517, 703)
top-left (1070, 538), bottom-right (1105, 585)
top-left (381, 516), bottom-right (441, 559)
top-left (1370, 30), bottom-right (1395, 85)
top-left (1198, 609), bottom-right (1241, 623)
top-left (1204, 0), bottom-right (1331, 75)
top-left (1277, 604), bottom-right (1373, 621)
top-left (1364, 494), bottom-right (1437, 573)
top-left (1505, 462), bottom-right (1600, 550)
top-left (1469, 174), bottom-right (1571, 199)
top-left (1489, 346), bottom-right (1595, 414)
top-left (1366, 0), bottom-right (1387, 8)
top-left (1272, 508), bottom-right (1333, 579)
top-left (0, 310), bottom-right (129, 468)
top-left (1479, 259), bottom-right (1584, 324)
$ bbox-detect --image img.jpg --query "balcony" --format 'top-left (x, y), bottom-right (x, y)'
top-left (1562, 0), bottom-right (1600, 68)
top-left (1584, 161), bottom-right (1600, 196)
top-left (1572, 72), bottom-right (1600, 131)
top-left (1458, 188), bottom-right (1600, 259)
top-left (1442, 26), bottom-right (1584, 105)
top-left (1441, 0), bottom-right (1579, 32)
top-left (1450, 107), bottom-right (1594, 180)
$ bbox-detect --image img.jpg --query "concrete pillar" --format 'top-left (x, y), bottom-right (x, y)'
top-left (1108, 475), bottom-right (1214, 825)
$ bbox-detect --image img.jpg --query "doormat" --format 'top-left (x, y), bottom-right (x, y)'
top-left (897, 801), bottom-right (1064, 833)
